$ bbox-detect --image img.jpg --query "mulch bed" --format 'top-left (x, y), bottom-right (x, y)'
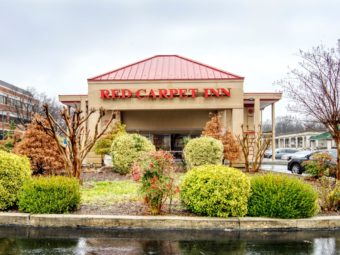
top-left (81, 167), bottom-right (130, 182)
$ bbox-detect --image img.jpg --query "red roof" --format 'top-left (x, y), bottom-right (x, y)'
top-left (88, 55), bottom-right (244, 81)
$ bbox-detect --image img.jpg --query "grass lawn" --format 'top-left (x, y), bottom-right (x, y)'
top-left (81, 180), bottom-right (141, 206)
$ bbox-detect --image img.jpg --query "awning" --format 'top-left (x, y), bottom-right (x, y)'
top-left (310, 132), bottom-right (333, 141)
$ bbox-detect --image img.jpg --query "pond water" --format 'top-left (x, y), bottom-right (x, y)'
top-left (1, 226), bottom-right (340, 255)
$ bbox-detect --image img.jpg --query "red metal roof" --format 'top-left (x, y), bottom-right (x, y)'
top-left (88, 55), bottom-right (244, 81)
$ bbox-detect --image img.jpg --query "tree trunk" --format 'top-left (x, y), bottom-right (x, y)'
top-left (336, 137), bottom-right (340, 181)
top-left (71, 139), bottom-right (82, 180)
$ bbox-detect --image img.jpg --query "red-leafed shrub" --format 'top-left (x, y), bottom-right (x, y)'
top-left (131, 150), bottom-right (178, 214)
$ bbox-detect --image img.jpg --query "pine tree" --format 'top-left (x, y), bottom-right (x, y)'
top-left (202, 113), bottom-right (240, 166)
top-left (14, 114), bottom-right (64, 175)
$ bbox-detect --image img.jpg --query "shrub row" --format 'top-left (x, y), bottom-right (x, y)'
top-left (111, 134), bottom-right (224, 175)
top-left (180, 165), bottom-right (319, 219)
top-left (0, 150), bottom-right (80, 213)
top-left (0, 151), bottom-right (31, 210)
top-left (18, 176), bottom-right (80, 214)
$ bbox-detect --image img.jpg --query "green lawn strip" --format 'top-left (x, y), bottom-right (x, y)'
top-left (81, 180), bottom-right (141, 205)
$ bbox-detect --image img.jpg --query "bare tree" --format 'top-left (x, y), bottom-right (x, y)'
top-left (279, 40), bottom-right (340, 179)
top-left (36, 104), bottom-right (115, 180)
top-left (262, 115), bottom-right (327, 135)
top-left (13, 87), bottom-right (63, 130)
top-left (237, 125), bottom-right (270, 172)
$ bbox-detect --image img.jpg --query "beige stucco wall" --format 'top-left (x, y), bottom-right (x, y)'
top-left (123, 109), bottom-right (213, 133)
top-left (87, 79), bottom-right (244, 136)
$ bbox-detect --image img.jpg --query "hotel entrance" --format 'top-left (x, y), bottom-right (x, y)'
top-left (141, 133), bottom-right (200, 159)
top-left (121, 109), bottom-right (208, 159)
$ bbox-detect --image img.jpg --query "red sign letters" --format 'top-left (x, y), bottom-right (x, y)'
top-left (100, 88), bottom-right (231, 100)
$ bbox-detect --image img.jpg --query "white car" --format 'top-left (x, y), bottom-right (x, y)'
top-left (282, 150), bottom-right (312, 161)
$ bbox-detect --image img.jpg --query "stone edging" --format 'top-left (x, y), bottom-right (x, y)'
top-left (1, 213), bottom-right (340, 231)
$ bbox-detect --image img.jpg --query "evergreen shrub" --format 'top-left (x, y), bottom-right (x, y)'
top-left (0, 151), bottom-right (31, 210)
top-left (111, 133), bottom-right (155, 174)
top-left (248, 174), bottom-right (318, 218)
top-left (180, 165), bottom-right (250, 217)
top-left (18, 176), bottom-right (80, 214)
top-left (183, 137), bottom-right (223, 169)
top-left (329, 182), bottom-right (340, 210)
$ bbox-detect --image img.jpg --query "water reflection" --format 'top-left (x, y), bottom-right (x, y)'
top-left (0, 227), bottom-right (339, 255)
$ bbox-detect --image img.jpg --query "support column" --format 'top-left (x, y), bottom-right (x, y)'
top-left (306, 136), bottom-right (310, 148)
top-left (271, 103), bottom-right (276, 161)
top-left (302, 136), bottom-right (305, 148)
top-left (115, 110), bottom-right (121, 122)
top-left (254, 98), bottom-right (260, 133)
top-left (219, 109), bottom-right (227, 133)
top-left (289, 137), bottom-right (292, 148)
top-left (232, 108), bottom-right (244, 136)
top-left (327, 140), bottom-right (332, 150)
top-left (295, 137), bottom-right (298, 148)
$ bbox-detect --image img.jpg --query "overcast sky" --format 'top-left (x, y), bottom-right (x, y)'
top-left (0, 0), bottom-right (339, 120)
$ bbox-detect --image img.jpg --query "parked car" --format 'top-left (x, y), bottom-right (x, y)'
top-left (288, 149), bottom-right (337, 174)
top-left (264, 148), bottom-right (299, 159)
top-left (281, 150), bottom-right (312, 161)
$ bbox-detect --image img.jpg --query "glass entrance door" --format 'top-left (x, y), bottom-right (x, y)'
top-left (153, 134), bottom-right (171, 150)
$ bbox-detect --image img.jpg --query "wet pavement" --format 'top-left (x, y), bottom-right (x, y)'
top-left (1, 226), bottom-right (340, 255)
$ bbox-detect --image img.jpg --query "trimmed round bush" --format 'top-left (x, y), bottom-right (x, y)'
top-left (248, 174), bottom-right (318, 218)
top-left (111, 133), bottom-right (155, 174)
top-left (0, 151), bottom-right (31, 210)
top-left (180, 165), bottom-right (250, 217)
top-left (183, 137), bottom-right (223, 169)
top-left (18, 176), bottom-right (80, 214)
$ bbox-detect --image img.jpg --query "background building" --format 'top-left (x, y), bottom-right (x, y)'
top-left (0, 80), bottom-right (35, 139)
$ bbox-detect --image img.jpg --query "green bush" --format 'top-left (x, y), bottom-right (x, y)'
top-left (248, 174), bottom-right (318, 218)
top-left (18, 176), bottom-right (80, 213)
top-left (316, 176), bottom-right (335, 211)
top-left (183, 137), bottom-right (223, 169)
top-left (111, 133), bottom-right (155, 174)
top-left (303, 152), bottom-right (336, 178)
top-left (94, 122), bottom-right (126, 156)
top-left (329, 182), bottom-right (340, 210)
top-left (0, 151), bottom-right (31, 210)
top-left (180, 165), bottom-right (250, 217)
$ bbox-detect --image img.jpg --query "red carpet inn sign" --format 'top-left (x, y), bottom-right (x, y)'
top-left (100, 87), bottom-right (231, 99)
top-left (59, 55), bottom-right (281, 163)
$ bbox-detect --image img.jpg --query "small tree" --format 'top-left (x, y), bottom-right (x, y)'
top-left (202, 113), bottom-right (240, 166)
top-left (237, 125), bottom-right (271, 172)
top-left (14, 115), bottom-right (64, 175)
top-left (202, 113), bottom-right (221, 140)
top-left (94, 122), bottom-right (126, 166)
top-left (36, 104), bottom-right (115, 180)
top-left (221, 130), bottom-right (241, 166)
top-left (279, 40), bottom-right (340, 179)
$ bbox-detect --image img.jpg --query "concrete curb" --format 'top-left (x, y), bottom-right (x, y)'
top-left (1, 213), bottom-right (340, 231)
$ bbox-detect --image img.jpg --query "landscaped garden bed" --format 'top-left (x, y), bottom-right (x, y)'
top-left (76, 167), bottom-right (338, 217)
top-left (78, 167), bottom-right (193, 216)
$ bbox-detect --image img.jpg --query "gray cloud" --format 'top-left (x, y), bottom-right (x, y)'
top-left (0, 0), bottom-right (339, 119)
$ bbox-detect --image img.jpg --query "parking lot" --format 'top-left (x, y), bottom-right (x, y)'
top-left (261, 159), bottom-right (291, 174)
